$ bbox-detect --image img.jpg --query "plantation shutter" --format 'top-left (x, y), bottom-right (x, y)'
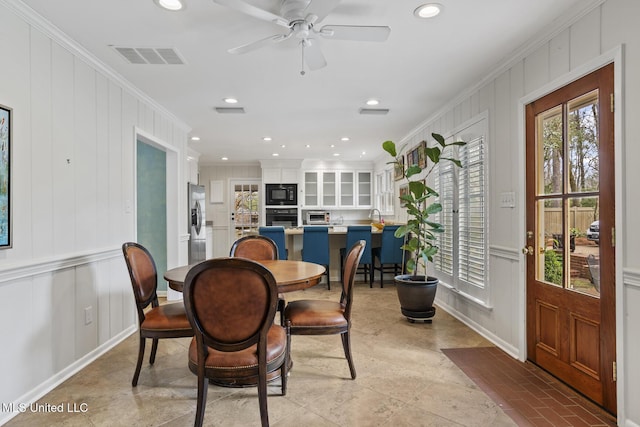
top-left (434, 151), bottom-right (455, 276)
top-left (457, 136), bottom-right (486, 287)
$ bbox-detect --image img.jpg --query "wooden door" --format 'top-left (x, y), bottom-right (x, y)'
top-left (525, 64), bottom-right (616, 413)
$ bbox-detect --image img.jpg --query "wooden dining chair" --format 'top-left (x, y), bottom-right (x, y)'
top-left (284, 240), bottom-right (366, 379)
top-left (121, 242), bottom-right (194, 387)
top-left (183, 257), bottom-right (289, 427)
top-left (230, 234), bottom-right (286, 324)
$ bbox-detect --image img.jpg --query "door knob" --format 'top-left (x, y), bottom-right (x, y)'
top-left (521, 246), bottom-right (534, 255)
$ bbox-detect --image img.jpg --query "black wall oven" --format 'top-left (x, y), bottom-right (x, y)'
top-left (265, 183), bottom-right (297, 206)
top-left (265, 208), bottom-right (298, 227)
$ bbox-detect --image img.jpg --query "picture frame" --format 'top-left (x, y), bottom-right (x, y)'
top-left (394, 155), bottom-right (404, 181)
top-left (418, 140), bottom-right (427, 169)
top-left (0, 104), bottom-right (11, 248)
top-left (399, 184), bottom-right (409, 207)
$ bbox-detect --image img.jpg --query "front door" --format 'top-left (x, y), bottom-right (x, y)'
top-left (525, 63), bottom-right (616, 413)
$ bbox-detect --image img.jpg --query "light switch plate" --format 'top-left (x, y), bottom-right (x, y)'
top-left (500, 191), bottom-right (516, 208)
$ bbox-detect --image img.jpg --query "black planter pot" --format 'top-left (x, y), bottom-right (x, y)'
top-left (394, 275), bottom-right (438, 323)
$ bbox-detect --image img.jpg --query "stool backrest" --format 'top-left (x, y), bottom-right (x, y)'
top-left (302, 226), bottom-right (330, 265)
top-left (345, 226), bottom-right (372, 264)
top-left (258, 226), bottom-right (287, 260)
top-left (379, 225), bottom-right (405, 264)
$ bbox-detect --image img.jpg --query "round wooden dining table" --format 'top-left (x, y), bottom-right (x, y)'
top-left (164, 259), bottom-right (327, 293)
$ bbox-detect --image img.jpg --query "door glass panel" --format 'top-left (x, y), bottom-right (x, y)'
top-left (568, 196), bottom-right (600, 296)
top-left (233, 183), bottom-right (259, 239)
top-left (568, 90), bottom-right (599, 193)
top-left (537, 199), bottom-right (563, 287)
top-left (538, 105), bottom-right (563, 196)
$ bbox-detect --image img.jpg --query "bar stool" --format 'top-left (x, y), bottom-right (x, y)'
top-left (372, 225), bottom-right (405, 288)
top-left (301, 226), bottom-right (331, 289)
top-left (339, 225), bottom-right (373, 287)
top-left (258, 226), bottom-right (288, 259)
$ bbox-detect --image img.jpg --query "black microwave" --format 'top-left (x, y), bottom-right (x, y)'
top-left (265, 184), bottom-right (297, 206)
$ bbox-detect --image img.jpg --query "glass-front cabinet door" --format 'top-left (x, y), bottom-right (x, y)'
top-left (357, 171), bottom-right (372, 207)
top-left (340, 172), bottom-right (354, 206)
top-left (322, 172), bottom-right (337, 206)
top-left (304, 171), bottom-right (319, 206)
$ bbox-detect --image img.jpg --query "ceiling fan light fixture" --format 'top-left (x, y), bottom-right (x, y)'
top-left (414, 3), bottom-right (442, 19)
top-left (154, 0), bottom-right (184, 11)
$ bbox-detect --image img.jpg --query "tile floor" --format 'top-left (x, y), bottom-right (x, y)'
top-left (4, 282), bottom-right (614, 426)
top-left (443, 347), bottom-right (616, 427)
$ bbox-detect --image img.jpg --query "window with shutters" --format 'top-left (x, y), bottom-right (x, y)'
top-left (433, 117), bottom-right (488, 304)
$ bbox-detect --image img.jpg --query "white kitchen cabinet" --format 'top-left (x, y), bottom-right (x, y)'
top-left (357, 171), bottom-right (372, 207)
top-left (304, 171), bottom-right (319, 206)
top-left (340, 171), bottom-right (355, 207)
top-left (263, 167), bottom-right (299, 184)
top-left (322, 172), bottom-right (337, 206)
top-left (303, 169), bottom-right (372, 208)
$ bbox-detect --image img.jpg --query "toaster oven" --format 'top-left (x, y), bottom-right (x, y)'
top-left (306, 211), bottom-right (330, 225)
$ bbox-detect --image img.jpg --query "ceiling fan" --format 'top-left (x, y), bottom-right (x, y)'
top-left (212, 0), bottom-right (391, 73)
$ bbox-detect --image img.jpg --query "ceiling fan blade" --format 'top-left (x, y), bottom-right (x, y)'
top-left (303, 39), bottom-right (327, 71)
top-left (228, 32), bottom-right (292, 55)
top-left (212, 0), bottom-right (290, 27)
top-left (303, 0), bottom-right (341, 24)
top-left (320, 25), bottom-right (391, 42)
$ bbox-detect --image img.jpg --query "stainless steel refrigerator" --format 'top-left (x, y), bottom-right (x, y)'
top-left (188, 183), bottom-right (206, 264)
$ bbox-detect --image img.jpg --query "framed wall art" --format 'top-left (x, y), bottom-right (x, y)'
top-left (399, 184), bottom-right (409, 207)
top-left (418, 140), bottom-right (427, 169)
top-left (0, 104), bottom-right (11, 248)
top-left (394, 154), bottom-right (404, 180)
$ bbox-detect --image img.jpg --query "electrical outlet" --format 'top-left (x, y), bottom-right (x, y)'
top-left (84, 306), bottom-right (93, 325)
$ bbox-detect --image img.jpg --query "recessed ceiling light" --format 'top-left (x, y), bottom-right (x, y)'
top-left (191, 136), bottom-right (200, 141)
top-left (414, 3), bottom-right (442, 18)
top-left (306, 144), bottom-right (311, 148)
top-left (330, 144), bottom-right (335, 148)
top-left (221, 157), bottom-right (228, 161)
top-left (280, 144), bottom-right (286, 148)
top-left (263, 136), bottom-right (272, 141)
top-left (154, 0), bottom-right (184, 11)
top-left (333, 153), bottom-right (340, 157)
top-left (223, 97), bottom-right (238, 104)
top-left (272, 153), bottom-right (279, 157)
top-left (366, 99), bottom-right (379, 106)
top-left (362, 151), bottom-right (366, 155)
top-left (341, 137), bottom-right (350, 142)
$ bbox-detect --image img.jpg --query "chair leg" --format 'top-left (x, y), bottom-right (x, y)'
top-left (194, 370), bottom-right (208, 427)
top-left (132, 335), bottom-right (145, 387)
top-left (281, 321), bottom-right (291, 396)
top-left (341, 331), bottom-right (356, 380)
top-left (277, 296), bottom-right (286, 326)
top-left (149, 338), bottom-right (159, 364)
top-left (326, 267), bottom-right (330, 290)
top-left (369, 264), bottom-right (373, 288)
top-left (257, 358), bottom-right (269, 427)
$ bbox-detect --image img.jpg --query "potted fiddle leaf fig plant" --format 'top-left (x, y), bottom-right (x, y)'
top-left (382, 133), bottom-right (465, 322)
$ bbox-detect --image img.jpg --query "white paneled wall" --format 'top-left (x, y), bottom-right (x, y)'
top-left (374, 0), bottom-right (639, 424)
top-left (0, 2), bottom-right (190, 424)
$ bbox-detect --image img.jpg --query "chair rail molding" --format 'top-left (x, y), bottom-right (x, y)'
top-left (0, 247), bottom-right (121, 285)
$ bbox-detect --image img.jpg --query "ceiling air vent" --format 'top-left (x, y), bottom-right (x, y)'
top-left (112, 47), bottom-right (185, 65)
top-left (215, 107), bottom-right (246, 114)
top-left (359, 108), bottom-right (390, 115)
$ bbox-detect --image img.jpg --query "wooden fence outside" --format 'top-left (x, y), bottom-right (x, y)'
top-left (544, 207), bottom-right (598, 235)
